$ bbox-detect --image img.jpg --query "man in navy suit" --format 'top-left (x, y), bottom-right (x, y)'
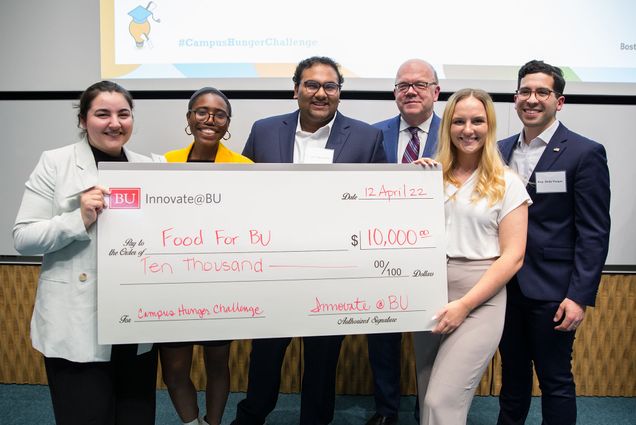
top-left (497, 60), bottom-right (611, 425)
top-left (231, 56), bottom-right (386, 425)
top-left (366, 59), bottom-right (441, 425)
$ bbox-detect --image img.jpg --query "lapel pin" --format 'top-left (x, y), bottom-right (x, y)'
top-left (553, 147), bottom-right (560, 152)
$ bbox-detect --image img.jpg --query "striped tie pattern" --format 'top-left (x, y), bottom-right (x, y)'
top-left (401, 127), bottom-right (420, 163)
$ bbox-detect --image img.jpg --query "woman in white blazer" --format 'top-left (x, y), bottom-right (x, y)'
top-left (13, 81), bottom-right (158, 425)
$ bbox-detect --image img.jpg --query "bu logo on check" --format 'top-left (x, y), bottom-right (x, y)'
top-left (109, 188), bottom-right (141, 209)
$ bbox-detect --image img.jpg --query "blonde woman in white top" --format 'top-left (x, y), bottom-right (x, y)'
top-left (413, 88), bottom-right (531, 425)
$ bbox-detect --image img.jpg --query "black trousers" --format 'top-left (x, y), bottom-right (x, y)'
top-left (234, 335), bottom-right (344, 425)
top-left (367, 332), bottom-right (402, 417)
top-left (497, 278), bottom-right (577, 425)
top-left (44, 345), bottom-right (158, 425)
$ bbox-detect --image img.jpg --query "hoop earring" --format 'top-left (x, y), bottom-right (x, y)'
top-left (222, 131), bottom-right (231, 141)
top-left (185, 125), bottom-right (192, 136)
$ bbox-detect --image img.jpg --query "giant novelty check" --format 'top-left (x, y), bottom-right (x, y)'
top-left (97, 163), bottom-right (447, 344)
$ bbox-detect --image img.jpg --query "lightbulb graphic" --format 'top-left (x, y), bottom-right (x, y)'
top-left (128, 2), bottom-right (160, 48)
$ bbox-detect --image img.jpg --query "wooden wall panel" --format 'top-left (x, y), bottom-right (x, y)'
top-left (1, 265), bottom-right (634, 396)
top-left (0, 265), bottom-right (46, 384)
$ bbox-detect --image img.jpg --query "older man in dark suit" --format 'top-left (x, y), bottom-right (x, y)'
top-left (367, 59), bottom-right (441, 425)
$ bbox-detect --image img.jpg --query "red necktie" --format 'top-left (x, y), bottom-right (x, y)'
top-left (401, 127), bottom-right (420, 163)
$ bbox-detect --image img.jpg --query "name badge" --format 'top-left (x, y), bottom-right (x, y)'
top-left (304, 147), bottom-right (334, 164)
top-left (535, 171), bottom-right (566, 193)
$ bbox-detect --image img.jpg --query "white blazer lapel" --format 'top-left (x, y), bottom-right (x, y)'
top-left (69, 141), bottom-right (98, 196)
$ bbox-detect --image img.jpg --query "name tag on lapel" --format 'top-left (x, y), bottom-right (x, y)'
top-left (535, 171), bottom-right (566, 193)
top-left (305, 147), bottom-right (334, 164)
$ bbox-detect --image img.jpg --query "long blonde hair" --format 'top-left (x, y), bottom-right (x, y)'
top-left (435, 88), bottom-right (505, 206)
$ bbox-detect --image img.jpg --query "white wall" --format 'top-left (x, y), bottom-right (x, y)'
top-left (2, 99), bottom-right (634, 268)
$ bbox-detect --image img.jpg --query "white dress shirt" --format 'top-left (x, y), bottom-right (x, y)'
top-left (510, 120), bottom-right (560, 185)
top-left (293, 112), bottom-right (337, 164)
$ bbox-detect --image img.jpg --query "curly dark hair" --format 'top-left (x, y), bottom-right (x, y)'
top-left (518, 60), bottom-right (565, 94)
top-left (292, 56), bottom-right (344, 87)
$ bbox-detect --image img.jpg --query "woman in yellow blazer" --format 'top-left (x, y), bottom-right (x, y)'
top-left (162, 87), bottom-right (251, 425)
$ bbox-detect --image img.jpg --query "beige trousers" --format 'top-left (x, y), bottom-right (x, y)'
top-left (413, 258), bottom-right (506, 425)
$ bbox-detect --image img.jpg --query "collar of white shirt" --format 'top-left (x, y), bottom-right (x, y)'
top-left (399, 113), bottom-right (433, 135)
top-left (295, 111), bottom-right (337, 138)
top-left (517, 119), bottom-right (560, 149)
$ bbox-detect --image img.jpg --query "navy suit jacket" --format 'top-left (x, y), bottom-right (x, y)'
top-left (373, 114), bottom-right (440, 163)
top-left (498, 123), bottom-right (610, 306)
top-left (242, 110), bottom-right (387, 164)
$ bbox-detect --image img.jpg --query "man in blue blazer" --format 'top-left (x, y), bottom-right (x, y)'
top-left (497, 60), bottom-right (611, 425)
top-left (231, 56), bottom-right (386, 425)
top-left (366, 59), bottom-right (441, 425)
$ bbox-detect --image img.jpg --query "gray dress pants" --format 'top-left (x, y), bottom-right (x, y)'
top-left (414, 258), bottom-right (505, 425)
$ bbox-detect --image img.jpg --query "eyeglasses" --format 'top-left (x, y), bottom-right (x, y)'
top-left (515, 88), bottom-right (561, 101)
top-left (302, 80), bottom-right (341, 95)
top-left (189, 109), bottom-right (230, 125)
top-left (395, 81), bottom-right (437, 93)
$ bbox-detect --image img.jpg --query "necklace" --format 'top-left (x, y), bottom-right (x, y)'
top-left (453, 167), bottom-right (475, 185)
